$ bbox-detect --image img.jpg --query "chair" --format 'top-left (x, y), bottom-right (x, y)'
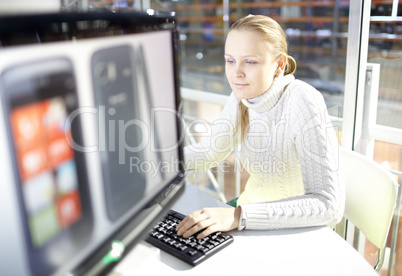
top-left (339, 147), bottom-right (398, 271)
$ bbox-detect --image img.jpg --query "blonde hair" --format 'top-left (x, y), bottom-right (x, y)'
top-left (230, 15), bottom-right (297, 142)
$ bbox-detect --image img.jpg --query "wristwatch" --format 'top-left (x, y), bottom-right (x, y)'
top-left (237, 206), bottom-right (247, 231)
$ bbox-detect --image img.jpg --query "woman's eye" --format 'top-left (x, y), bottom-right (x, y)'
top-left (226, 59), bottom-right (235, 64)
top-left (245, 60), bottom-right (256, 65)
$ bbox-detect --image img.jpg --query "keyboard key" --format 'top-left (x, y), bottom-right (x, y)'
top-left (187, 249), bottom-right (198, 256)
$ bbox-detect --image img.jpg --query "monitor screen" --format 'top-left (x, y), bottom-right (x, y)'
top-left (0, 11), bottom-right (184, 276)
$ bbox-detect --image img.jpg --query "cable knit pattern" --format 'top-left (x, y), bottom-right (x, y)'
top-left (184, 74), bottom-right (345, 230)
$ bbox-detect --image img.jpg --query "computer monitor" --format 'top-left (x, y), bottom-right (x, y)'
top-left (0, 10), bottom-right (185, 276)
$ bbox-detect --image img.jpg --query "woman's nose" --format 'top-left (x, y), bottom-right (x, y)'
top-left (235, 65), bottom-right (245, 78)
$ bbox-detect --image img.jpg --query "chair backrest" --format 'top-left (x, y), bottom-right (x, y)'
top-left (340, 147), bottom-right (398, 250)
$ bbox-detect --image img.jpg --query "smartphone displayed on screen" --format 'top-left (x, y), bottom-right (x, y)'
top-left (0, 57), bottom-right (93, 276)
top-left (92, 44), bottom-right (146, 221)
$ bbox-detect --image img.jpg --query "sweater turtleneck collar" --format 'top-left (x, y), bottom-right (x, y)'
top-left (240, 73), bottom-right (295, 113)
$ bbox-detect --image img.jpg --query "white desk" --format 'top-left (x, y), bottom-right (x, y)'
top-left (112, 182), bottom-right (377, 276)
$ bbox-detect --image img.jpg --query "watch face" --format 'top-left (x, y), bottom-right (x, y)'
top-left (238, 207), bottom-right (247, 231)
top-left (240, 218), bottom-right (246, 230)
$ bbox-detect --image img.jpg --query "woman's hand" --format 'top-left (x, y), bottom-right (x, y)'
top-left (176, 207), bottom-right (241, 239)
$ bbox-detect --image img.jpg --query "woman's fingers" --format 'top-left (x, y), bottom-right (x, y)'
top-left (196, 223), bottom-right (219, 239)
top-left (183, 218), bottom-right (214, 238)
top-left (176, 210), bottom-right (197, 234)
top-left (176, 209), bottom-right (210, 237)
top-left (176, 207), bottom-right (239, 239)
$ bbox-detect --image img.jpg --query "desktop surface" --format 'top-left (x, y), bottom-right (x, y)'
top-left (112, 181), bottom-right (378, 276)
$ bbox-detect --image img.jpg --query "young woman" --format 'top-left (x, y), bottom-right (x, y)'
top-left (177, 15), bottom-right (345, 239)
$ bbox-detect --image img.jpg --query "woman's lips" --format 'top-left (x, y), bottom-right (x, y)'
top-left (234, 83), bottom-right (248, 88)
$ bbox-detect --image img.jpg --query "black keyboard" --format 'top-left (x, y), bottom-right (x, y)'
top-left (146, 210), bottom-right (234, 266)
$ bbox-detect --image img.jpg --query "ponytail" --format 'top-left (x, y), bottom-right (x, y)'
top-left (284, 54), bottom-right (297, 75)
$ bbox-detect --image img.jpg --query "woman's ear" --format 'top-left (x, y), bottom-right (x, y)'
top-left (277, 53), bottom-right (287, 72)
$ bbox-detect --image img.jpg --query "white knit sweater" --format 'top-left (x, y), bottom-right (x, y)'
top-left (184, 74), bottom-right (345, 230)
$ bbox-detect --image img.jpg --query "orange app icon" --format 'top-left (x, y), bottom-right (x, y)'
top-left (19, 147), bottom-right (48, 181)
top-left (11, 102), bottom-right (44, 150)
top-left (57, 191), bottom-right (81, 229)
top-left (48, 136), bottom-right (74, 169)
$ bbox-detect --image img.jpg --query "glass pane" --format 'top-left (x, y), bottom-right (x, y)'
top-left (269, 2), bottom-right (348, 119)
top-left (371, 2), bottom-right (393, 16)
top-left (172, 0), bottom-right (228, 94)
top-left (373, 141), bottom-right (402, 171)
top-left (369, 12), bottom-right (402, 129)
